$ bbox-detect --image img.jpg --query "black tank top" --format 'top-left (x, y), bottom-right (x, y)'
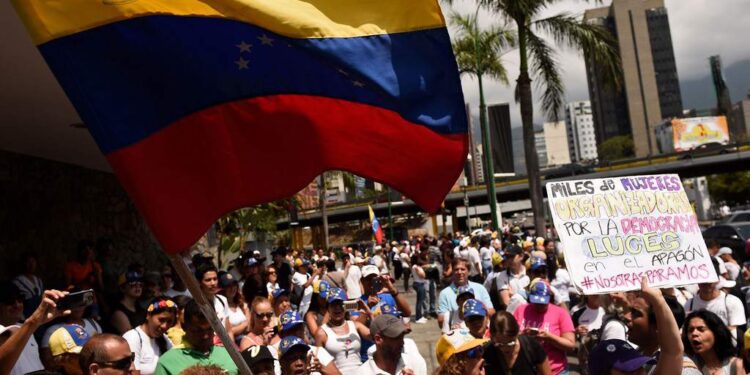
top-left (116, 302), bottom-right (146, 329)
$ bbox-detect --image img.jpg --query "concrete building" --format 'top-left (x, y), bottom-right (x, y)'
top-left (473, 144), bottom-right (485, 183)
top-left (732, 99), bottom-right (750, 140)
top-left (565, 101), bottom-right (598, 162)
top-left (584, 0), bottom-right (683, 158)
top-left (534, 128), bottom-right (548, 169)
top-left (544, 121), bottom-right (571, 166)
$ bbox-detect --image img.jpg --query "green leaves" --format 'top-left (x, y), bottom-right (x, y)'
top-left (449, 11), bottom-right (515, 84)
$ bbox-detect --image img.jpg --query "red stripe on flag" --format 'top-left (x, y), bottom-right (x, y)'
top-left (106, 95), bottom-right (467, 253)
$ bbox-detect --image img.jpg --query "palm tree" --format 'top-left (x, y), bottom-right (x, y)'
top-left (450, 11), bottom-right (515, 231)
top-left (470, 0), bottom-right (622, 234)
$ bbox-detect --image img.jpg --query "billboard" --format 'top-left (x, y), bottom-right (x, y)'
top-left (672, 116), bottom-right (728, 151)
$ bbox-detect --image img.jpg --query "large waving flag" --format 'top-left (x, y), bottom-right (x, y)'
top-left (12, 0), bottom-right (468, 253)
top-left (368, 205), bottom-right (384, 244)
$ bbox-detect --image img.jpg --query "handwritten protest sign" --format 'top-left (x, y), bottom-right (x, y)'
top-left (546, 174), bottom-right (718, 294)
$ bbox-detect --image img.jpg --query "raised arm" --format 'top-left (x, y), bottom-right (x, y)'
top-left (641, 276), bottom-right (683, 375)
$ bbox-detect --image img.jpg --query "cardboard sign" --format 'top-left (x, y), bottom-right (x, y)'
top-left (546, 174), bottom-right (718, 294)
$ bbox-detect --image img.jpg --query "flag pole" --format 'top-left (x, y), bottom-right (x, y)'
top-left (168, 253), bottom-right (253, 375)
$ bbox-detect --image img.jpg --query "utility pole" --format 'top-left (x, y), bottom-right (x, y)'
top-left (318, 174), bottom-right (329, 250)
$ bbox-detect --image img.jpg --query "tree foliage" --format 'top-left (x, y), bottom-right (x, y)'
top-left (450, 11), bottom-right (515, 83)
top-left (707, 172), bottom-right (750, 206)
top-left (598, 135), bottom-right (634, 161)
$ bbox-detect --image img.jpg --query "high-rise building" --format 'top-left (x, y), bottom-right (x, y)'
top-left (584, 0), bottom-right (683, 158)
top-left (488, 103), bottom-right (514, 174)
top-left (473, 145), bottom-right (485, 183)
top-left (544, 121), bottom-right (571, 167)
top-left (565, 101), bottom-right (598, 162)
top-left (534, 128), bottom-right (547, 169)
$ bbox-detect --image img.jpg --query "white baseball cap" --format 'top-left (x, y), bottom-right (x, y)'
top-left (362, 265), bottom-right (380, 278)
top-left (717, 247), bottom-right (733, 256)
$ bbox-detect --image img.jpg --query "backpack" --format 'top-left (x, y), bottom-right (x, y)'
top-left (580, 315), bottom-right (620, 356)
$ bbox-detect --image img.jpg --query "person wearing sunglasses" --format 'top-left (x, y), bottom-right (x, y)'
top-left (154, 300), bottom-right (238, 375)
top-left (435, 329), bottom-right (487, 375)
top-left (239, 297), bottom-right (279, 350)
top-left (79, 334), bottom-right (135, 375)
top-left (111, 272), bottom-right (146, 335)
top-left (483, 311), bottom-right (551, 375)
top-left (123, 298), bottom-right (177, 375)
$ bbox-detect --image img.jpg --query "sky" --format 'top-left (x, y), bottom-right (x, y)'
top-left (444, 0), bottom-right (750, 128)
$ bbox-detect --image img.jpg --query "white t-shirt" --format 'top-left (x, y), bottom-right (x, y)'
top-left (292, 272), bottom-right (315, 316)
top-left (361, 338), bottom-right (426, 375)
top-left (123, 326), bottom-right (173, 375)
top-left (715, 256), bottom-right (728, 276)
top-left (551, 269), bottom-right (572, 304)
top-left (467, 247), bottom-right (481, 276)
top-left (227, 304), bottom-right (248, 327)
top-left (479, 247), bottom-right (492, 262)
top-left (412, 265), bottom-right (427, 284)
top-left (41, 319), bottom-right (102, 348)
top-left (493, 270), bottom-right (530, 295)
top-left (213, 294), bottom-right (230, 322)
top-left (271, 341), bottom-right (334, 375)
top-left (399, 252), bottom-right (411, 268)
top-left (1, 325), bottom-right (44, 375)
top-left (600, 319), bottom-right (628, 341)
top-left (576, 307), bottom-right (605, 330)
top-left (685, 292), bottom-right (745, 330)
top-left (373, 255), bottom-right (389, 274)
top-left (345, 265), bottom-right (362, 299)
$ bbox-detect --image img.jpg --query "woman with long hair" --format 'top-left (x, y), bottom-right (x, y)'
top-left (412, 255), bottom-right (429, 324)
top-left (195, 263), bottom-right (233, 343)
top-left (314, 288), bottom-right (370, 373)
top-left (265, 266), bottom-right (279, 298)
top-left (239, 297), bottom-right (279, 349)
top-left (683, 310), bottom-right (744, 375)
top-left (218, 272), bottom-right (250, 344)
top-left (484, 310), bottom-right (552, 375)
top-left (305, 280), bottom-right (330, 340)
top-left (123, 297), bottom-right (177, 375)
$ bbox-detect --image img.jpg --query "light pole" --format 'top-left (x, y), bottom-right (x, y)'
top-left (462, 177), bottom-right (472, 232)
top-left (472, 7), bottom-right (499, 231)
top-left (387, 186), bottom-right (394, 240)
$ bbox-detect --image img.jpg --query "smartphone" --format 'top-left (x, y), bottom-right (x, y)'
top-left (343, 299), bottom-right (359, 312)
top-left (57, 289), bottom-right (95, 310)
top-left (527, 327), bottom-right (540, 336)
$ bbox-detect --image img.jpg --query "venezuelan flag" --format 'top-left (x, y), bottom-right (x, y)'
top-left (12, 0), bottom-right (468, 253)
top-left (368, 205), bottom-right (384, 244)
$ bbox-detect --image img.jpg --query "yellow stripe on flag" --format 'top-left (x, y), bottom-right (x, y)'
top-left (12, 0), bottom-right (447, 45)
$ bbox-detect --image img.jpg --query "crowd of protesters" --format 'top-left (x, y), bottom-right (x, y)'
top-left (2, 227), bottom-right (750, 375)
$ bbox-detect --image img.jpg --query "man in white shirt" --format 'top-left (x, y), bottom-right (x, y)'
top-left (466, 240), bottom-right (483, 283)
top-left (344, 256), bottom-right (365, 299)
top-left (291, 259), bottom-right (320, 317)
top-left (372, 246), bottom-right (389, 275)
top-left (717, 247), bottom-right (741, 281)
top-left (488, 245), bottom-right (530, 313)
top-left (358, 315), bottom-right (425, 375)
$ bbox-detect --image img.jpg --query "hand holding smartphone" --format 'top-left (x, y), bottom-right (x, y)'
top-left (56, 289), bottom-right (95, 311)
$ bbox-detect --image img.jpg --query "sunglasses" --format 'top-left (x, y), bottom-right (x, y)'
top-left (255, 312), bottom-right (274, 319)
top-left (267, 271), bottom-right (277, 275)
top-left (465, 345), bottom-right (484, 359)
top-left (96, 352), bottom-right (135, 370)
top-left (494, 339), bottom-right (517, 348)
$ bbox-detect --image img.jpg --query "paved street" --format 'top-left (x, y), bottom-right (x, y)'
top-left (397, 283), bottom-right (581, 374)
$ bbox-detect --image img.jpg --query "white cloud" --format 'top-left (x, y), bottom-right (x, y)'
top-left (444, 0), bottom-right (750, 128)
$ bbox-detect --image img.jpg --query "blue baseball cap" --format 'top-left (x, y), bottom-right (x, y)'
top-left (272, 288), bottom-right (289, 300)
top-left (528, 280), bottom-right (551, 304)
top-left (588, 340), bottom-right (655, 375)
top-left (244, 257), bottom-right (258, 267)
top-left (530, 257), bottom-right (547, 271)
top-left (278, 311), bottom-right (304, 332)
top-left (318, 280), bottom-right (331, 299)
top-left (456, 285), bottom-right (474, 298)
top-left (327, 287), bottom-right (347, 304)
top-left (462, 299), bottom-right (487, 318)
top-left (376, 302), bottom-right (401, 317)
top-left (279, 336), bottom-right (309, 357)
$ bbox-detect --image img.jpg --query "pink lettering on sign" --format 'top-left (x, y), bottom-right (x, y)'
top-left (620, 214), bottom-right (700, 235)
top-left (581, 263), bottom-right (710, 290)
top-left (620, 175), bottom-right (681, 192)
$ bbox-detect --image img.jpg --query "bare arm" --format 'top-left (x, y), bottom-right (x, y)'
top-left (642, 276), bottom-right (683, 375)
top-left (0, 290), bottom-right (67, 375)
top-left (537, 330), bottom-right (575, 352)
top-left (305, 311), bottom-right (321, 338)
top-left (110, 310), bottom-right (133, 335)
top-left (500, 289), bottom-right (511, 306)
top-left (355, 321), bottom-right (371, 341)
top-left (537, 358), bottom-right (553, 375)
top-left (314, 327), bottom-right (328, 348)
